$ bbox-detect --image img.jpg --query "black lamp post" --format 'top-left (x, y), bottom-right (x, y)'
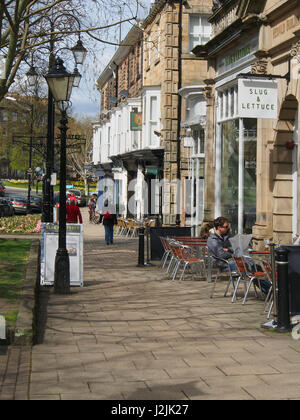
top-left (44, 58), bottom-right (75, 294)
top-left (42, 36), bottom-right (86, 224)
top-left (26, 65), bottom-right (39, 214)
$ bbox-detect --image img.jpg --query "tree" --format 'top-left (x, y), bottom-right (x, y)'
top-left (0, 93), bottom-right (48, 174)
top-left (66, 116), bottom-right (94, 194)
top-left (0, 0), bottom-right (147, 101)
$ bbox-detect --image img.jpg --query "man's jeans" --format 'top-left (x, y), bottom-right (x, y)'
top-left (104, 224), bottom-right (114, 244)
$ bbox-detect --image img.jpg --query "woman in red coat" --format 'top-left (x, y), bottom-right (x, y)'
top-left (66, 199), bottom-right (83, 224)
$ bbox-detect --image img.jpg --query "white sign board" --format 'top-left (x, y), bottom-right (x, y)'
top-left (238, 78), bottom-right (278, 119)
top-left (40, 223), bottom-right (83, 287)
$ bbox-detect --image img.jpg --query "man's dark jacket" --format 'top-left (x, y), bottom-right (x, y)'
top-left (207, 231), bottom-right (234, 269)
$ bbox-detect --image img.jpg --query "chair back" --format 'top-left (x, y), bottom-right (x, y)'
top-left (232, 256), bottom-right (248, 274)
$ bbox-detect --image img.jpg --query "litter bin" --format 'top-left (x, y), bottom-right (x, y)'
top-left (282, 245), bottom-right (300, 316)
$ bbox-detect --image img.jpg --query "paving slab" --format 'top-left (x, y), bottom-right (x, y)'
top-left (3, 207), bottom-right (300, 400)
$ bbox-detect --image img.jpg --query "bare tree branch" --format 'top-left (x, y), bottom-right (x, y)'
top-left (0, 0), bottom-right (148, 101)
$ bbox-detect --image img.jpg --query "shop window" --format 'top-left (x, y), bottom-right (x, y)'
top-left (220, 118), bottom-right (257, 234)
top-left (217, 84), bottom-right (239, 122)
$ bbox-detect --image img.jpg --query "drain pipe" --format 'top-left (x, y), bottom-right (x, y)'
top-left (175, 0), bottom-right (183, 226)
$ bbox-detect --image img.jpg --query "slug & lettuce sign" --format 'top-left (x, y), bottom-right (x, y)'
top-left (238, 78), bottom-right (278, 119)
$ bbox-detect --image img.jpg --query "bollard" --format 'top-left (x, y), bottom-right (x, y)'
top-left (270, 243), bottom-right (277, 321)
top-left (137, 227), bottom-right (145, 267)
top-left (275, 247), bottom-right (291, 332)
top-left (145, 224), bottom-right (153, 266)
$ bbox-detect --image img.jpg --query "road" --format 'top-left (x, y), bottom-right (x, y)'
top-left (4, 186), bottom-right (41, 197)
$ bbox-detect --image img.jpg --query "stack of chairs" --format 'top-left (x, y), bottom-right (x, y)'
top-left (159, 236), bottom-right (207, 282)
top-left (116, 218), bottom-right (141, 238)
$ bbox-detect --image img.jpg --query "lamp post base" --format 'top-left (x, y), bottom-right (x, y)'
top-left (54, 248), bottom-right (70, 294)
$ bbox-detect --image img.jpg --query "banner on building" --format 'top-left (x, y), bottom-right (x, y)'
top-left (130, 112), bottom-right (142, 131)
top-left (238, 78), bottom-right (278, 119)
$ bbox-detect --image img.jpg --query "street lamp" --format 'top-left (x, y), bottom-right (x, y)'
top-left (42, 38), bottom-right (86, 223)
top-left (71, 39), bottom-right (87, 66)
top-left (26, 65), bottom-right (39, 88)
top-left (44, 58), bottom-right (75, 294)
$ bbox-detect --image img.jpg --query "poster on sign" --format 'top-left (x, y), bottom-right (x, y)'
top-left (238, 78), bottom-right (278, 119)
top-left (40, 223), bottom-right (83, 286)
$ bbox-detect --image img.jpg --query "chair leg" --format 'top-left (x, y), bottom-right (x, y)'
top-left (161, 251), bottom-right (170, 268)
top-left (178, 262), bottom-right (188, 282)
top-left (267, 300), bottom-right (273, 319)
top-left (263, 285), bottom-right (273, 312)
top-left (210, 275), bottom-right (217, 298)
top-left (166, 257), bottom-right (174, 273)
top-left (224, 275), bottom-right (234, 297)
top-left (242, 278), bottom-right (254, 305)
top-left (172, 260), bottom-right (182, 281)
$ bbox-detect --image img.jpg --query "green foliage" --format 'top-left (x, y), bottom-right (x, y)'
top-left (0, 239), bottom-right (31, 327)
top-left (0, 214), bottom-right (41, 233)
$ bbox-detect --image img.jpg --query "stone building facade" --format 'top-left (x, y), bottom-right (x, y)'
top-left (193, 0), bottom-right (300, 246)
top-left (93, 0), bottom-right (212, 226)
top-left (142, 0), bottom-right (212, 226)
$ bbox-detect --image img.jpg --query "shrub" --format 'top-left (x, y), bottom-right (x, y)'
top-left (0, 214), bottom-right (41, 234)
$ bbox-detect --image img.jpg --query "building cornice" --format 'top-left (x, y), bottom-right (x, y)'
top-left (95, 24), bottom-right (143, 90)
top-left (141, 0), bottom-right (168, 28)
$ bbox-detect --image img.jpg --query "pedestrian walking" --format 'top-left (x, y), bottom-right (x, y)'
top-left (66, 198), bottom-right (83, 224)
top-left (100, 200), bottom-right (117, 245)
top-left (88, 193), bottom-right (97, 222)
top-left (67, 192), bottom-right (77, 205)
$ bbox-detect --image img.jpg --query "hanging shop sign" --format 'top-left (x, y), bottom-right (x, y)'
top-left (238, 78), bottom-right (278, 119)
top-left (130, 112), bottom-right (142, 131)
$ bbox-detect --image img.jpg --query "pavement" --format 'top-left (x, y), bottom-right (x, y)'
top-left (1, 208), bottom-right (300, 401)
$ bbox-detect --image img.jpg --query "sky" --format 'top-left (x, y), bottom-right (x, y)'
top-left (70, 1), bottom-right (152, 120)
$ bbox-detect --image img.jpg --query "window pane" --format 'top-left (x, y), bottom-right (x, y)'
top-left (150, 122), bottom-right (157, 146)
top-left (150, 96), bottom-right (157, 120)
top-left (243, 118), bottom-right (257, 233)
top-left (221, 120), bottom-right (239, 233)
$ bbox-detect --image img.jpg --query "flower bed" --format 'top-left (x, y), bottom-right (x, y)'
top-left (0, 214), bottom-right (42, 234)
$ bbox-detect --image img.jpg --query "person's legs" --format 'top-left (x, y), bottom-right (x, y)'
top-left (109, 225), bottom-right (114, 244)
top-left (104, 225), bottom-right (110, 245)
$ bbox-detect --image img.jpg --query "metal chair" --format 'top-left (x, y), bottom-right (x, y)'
top-left (234, 255), bottom-right (270, 305)
top-left (172, 244), bottom-right (206, 282)
top-left (159, 236), bottom-right (172, 269)
top-left (206, 248), bottom-right (238, 299)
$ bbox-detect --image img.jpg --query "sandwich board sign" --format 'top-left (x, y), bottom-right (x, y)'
top-left (40, 223), bottom-right (83, 287)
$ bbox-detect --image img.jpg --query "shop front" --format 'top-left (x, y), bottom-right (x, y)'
top-left (213, 36), bottom-right (260, 234)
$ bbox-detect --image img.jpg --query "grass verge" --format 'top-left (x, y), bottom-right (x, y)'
top-left (0, 239), bottom-right (31, 327)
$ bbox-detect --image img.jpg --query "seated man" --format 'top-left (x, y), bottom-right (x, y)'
top-left (207, 216), bottom-right (271, 294)
top-left (207, 216), bottom-right (235, 271)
